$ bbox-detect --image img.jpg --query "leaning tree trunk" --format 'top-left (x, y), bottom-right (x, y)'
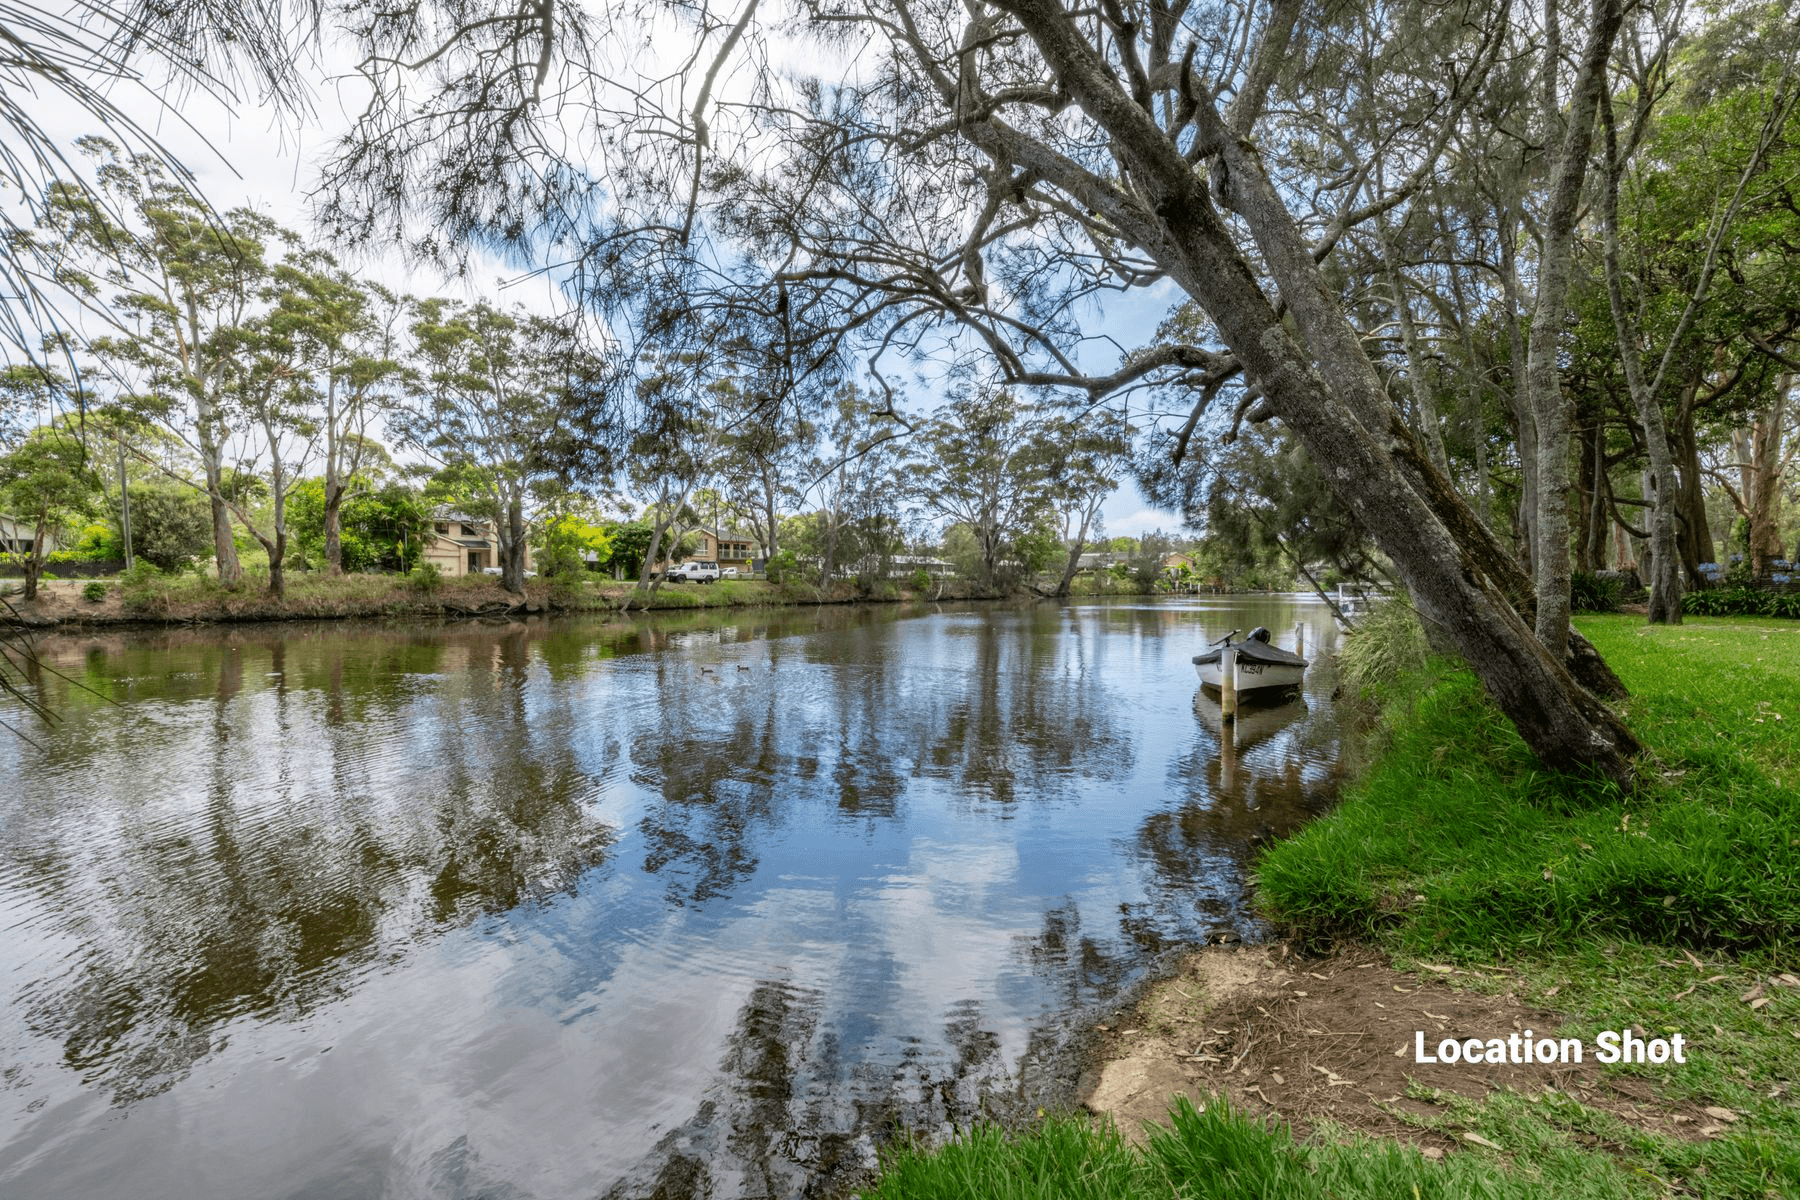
top-left (998, 0), bottom-right (1640, 784)
top-left (1526, 0), bottom-right (1625, 658)
top-left (1054, 504), bottom-right (1096, 598)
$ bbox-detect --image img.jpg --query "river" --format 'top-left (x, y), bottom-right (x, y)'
top-left (0, 596), bottom-right (1343, 1199)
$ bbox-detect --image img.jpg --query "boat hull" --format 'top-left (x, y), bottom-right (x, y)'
top-left (1194, 658), bottom-right (1306, 693)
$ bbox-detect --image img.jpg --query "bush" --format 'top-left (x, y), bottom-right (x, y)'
top-left (82, 580), bottom-right (108, 602)
top-left (764, 549), bottom-right (799, 585)
top-left (407, 562), bottom-right (443, 595)
top-left (1569, 570), bottom-right (1622, 613)
top-left (911, 567), bottom-right (932, 593)
top-left (1683, 586), bottom-right (1800, 619)
top-left (126, 484), bottom-right (214, 572)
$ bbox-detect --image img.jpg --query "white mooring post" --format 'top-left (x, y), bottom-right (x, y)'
top-left (1294, 622), bottom-right (1305, 657)
top-left (1220, 644), bottom-right (1238, 724)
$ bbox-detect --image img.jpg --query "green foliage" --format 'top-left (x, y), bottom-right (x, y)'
top-left (605, 520), bottom-right (657, 579)
top-left (536, 513), bottom-right (613, 580)
top-left (763, 548), bottom-right (799, 585)
top-left (1335, 601), bottom-right (1434, 699)
top-left (287, 477), bottom-right (429, 572)
top-left (126, 484), bottom-right (213, 572)
top-left (49, 522), bottom-right (122, 562)
top-left (1570, 572), bottom-right (1623, 614)
top-left (407, 561), bottom-right (442, 595)
top-left (911, 567), bottom-right (931, 592)
top-left (1684, 586), bottom-right (1800, 619)
top-left (82, 580), bottom-right (108, 602)
top-left (1257, 616), bottom-right (1800, 957)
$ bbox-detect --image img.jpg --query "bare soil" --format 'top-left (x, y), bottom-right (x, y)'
top-left (1081, 944), bottom-right (1723, 1155)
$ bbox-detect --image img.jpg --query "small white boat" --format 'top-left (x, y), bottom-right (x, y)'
top-left (1191, 627), bottom-right (1308, 694)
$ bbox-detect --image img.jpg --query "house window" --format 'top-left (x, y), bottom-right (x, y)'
top-left (435, 522), bottom-right (449, 534)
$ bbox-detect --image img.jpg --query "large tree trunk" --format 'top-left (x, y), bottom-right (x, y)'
top-left (324, 374), bottom-right (344, 575)
top-left (22, 518), bottom-right (47, 602)
top-left (197, 434), bottom-right (243, 589)
top-left (1671, 396), bottom-right (1715, 579)
top-left (1746, 380), bottom-right (1790, 576)
top-left (998, 0), bottom-right (1640, 784)
top-left (1526, 0), bottom-right (1625, 657)
top-left (501, 494), bottom-right (527, 594)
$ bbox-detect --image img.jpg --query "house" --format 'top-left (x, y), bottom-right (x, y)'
top-left (421, 508), bottom-right (532, 577)
top-left (1161, 552), bottom-right (1198, 575)
top-left (671, 527), bottom-right (762, 573)
top-left (1075, 551), bottom-right (1125, 573)
top-left (0, 514), bottom-right (61, 558)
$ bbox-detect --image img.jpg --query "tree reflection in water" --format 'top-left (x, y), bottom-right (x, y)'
top-left (6, 624), bottom-right (615, 1104)
top-left (0, 600), bottom-right (1346, 1199)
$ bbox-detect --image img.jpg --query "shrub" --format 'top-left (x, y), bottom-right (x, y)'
top-left (407, 562), bottom-right (443, 596)
top-left (126, 484), bottom-right (213, 572)
top-left (82, 580), bottom-right (108, 602)
top-left (764, 549), bottom-right (799, 584)
top-left (1570, 570), bottom-right (1622, 613)
top-left (1684, 586), bottom-right (1800, 619)
top-left (911, 567), bottom-right (932, 593)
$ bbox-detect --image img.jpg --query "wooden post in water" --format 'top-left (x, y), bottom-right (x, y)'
top-left (1294, 622), bottom-right (1305, 657)
top-left (1220, 644), bottom-right (1238, 724)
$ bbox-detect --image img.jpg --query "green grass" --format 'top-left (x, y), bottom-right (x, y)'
top-left (1255, 616), bottom-right (1800, 957)
top-left (869, 617), bottom-right (1800, 1200)
top-left (867, 1097), bottom-right (1651, 1199)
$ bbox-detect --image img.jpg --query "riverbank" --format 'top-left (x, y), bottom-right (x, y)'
top-left (869, 616), bottom-right (1800, 1199)
top-left (4, 571), bottom-right (1031, 627)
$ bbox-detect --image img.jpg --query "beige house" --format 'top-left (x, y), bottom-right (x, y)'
top-left (669, 527), bottom-right (761, 573)
top-left (422, 509), bottom-right (533, 577)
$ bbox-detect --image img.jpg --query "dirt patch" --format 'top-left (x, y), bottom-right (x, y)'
top-left (1082, 944), bottom-right (1722, 1154)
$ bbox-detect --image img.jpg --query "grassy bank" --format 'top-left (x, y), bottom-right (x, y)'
top-left (867, 617), bottom-right (1800, 1199)
top-left (10, 570), bottom-right (1018, 625)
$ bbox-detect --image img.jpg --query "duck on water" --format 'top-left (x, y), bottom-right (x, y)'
top-left (1191, 627), bottom-right (1309, 695)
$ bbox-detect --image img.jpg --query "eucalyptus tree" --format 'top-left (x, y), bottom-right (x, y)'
top-left (36, 141), bottom-right (285, 588)
top-left (268, 261), bottom-right (408, 575)
top-left (1034, 409), bottom-right (1131, 597)
top-left (398, 299), bottom-right (617, 594)
top-left (910, 387), bottom-right (1051, 590)
top-left (798, 385), bottom-right (911, 585)
top-left (219, 283), bottom-right (322, 599)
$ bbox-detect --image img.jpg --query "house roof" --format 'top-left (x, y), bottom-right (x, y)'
top-left (452, 537), bottom-right (492, 548)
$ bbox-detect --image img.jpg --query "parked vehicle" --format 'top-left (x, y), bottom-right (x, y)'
top-left (479, 566), bottom-right (537, 578)
top-left (668, 561), bottom-right (721, 583)
top-left (720, 566), bottom-right (740, 578)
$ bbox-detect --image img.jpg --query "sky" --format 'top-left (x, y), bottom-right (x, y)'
top-left (16, 13), bottom-right (1189, 539)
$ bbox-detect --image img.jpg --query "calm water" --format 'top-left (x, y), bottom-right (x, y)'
top-left (0, 598), bottom-right (1342, 1199)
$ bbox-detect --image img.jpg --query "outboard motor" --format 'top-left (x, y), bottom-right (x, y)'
top-left (1247, 627), bottom-right (1272, 644)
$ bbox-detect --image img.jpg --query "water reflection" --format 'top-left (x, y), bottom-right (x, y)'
top-left (0, 598), bottom-right (1344, 1198)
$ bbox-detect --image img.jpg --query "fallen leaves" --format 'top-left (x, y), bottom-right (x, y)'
top-left (1462, 1132), bottom-right (1502, 1150)
top-left (1702, 1106), bottom-right (1738, 1123)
